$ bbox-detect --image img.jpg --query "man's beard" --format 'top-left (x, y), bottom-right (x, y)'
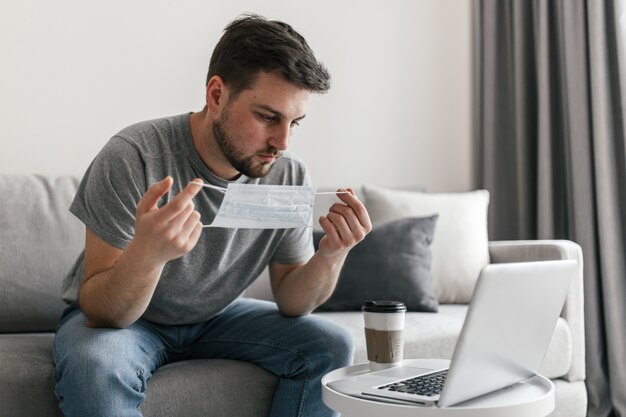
top-left (212, 110), bottom-right (283, 178)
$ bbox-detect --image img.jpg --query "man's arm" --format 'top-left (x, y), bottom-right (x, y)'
top-left (78, 177), bottom-right (203, 328)
top-left (270, 188), bottom-right (371, 316)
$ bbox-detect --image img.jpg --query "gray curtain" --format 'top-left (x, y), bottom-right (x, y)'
top-left (474, 1), bottom-right (626, 416)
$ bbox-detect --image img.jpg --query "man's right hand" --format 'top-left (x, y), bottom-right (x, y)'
top-left (78, 177), bottom-right (204, 328)
top-left (129, 176), bottom-right (204, 265)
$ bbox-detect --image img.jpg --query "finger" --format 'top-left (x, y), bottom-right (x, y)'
top-left (184, 218), bottom-right (204, 251)
top-left (336, 188), bottom-right (372, 230)
top-left (167, 209), bottom-right (202, 255)
top-left (137, 176), bottom-right (173, 215)
top-left (326, 211), bottom-right (352, 243)
top-left (319, 216), bottom-right (340, 243)
top-left (158, 179), bottom-right (204, 222)
top-left (167, 201), bottom-right (196, 232)
top-left (328, 203), bottom-right (365, 237)
top-left (181, 209), bottom-right (202, 241)
top-left (177, 210), bottom-right (202, 253)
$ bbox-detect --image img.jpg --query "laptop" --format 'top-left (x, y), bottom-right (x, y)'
top-left (327, 259), bottom-right (576, 407)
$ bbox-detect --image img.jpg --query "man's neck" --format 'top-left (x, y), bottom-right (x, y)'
top-left (189, 110), bottom-right (239, 180)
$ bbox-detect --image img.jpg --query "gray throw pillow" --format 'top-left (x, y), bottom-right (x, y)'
top-left (314, 216), bottom-right (439, 312)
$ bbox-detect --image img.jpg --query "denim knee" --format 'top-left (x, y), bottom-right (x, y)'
top-left (53, 311), bottom-right (162, 416)
top-left (305, 316), bottom-right (355, 372)
top-left (55, 332), bottom-right (149, 401)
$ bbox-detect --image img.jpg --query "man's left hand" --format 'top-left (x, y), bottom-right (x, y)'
top-left (317, 188), bottom-right (372, 258)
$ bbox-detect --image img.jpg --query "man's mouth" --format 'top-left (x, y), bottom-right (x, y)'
top-left (257, 150), bottom-right (282, 162)
top-left (257, 153), bottom-right (275, 162)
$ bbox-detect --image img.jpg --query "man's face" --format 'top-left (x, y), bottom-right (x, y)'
top-left (211, 71), bottom-right (310, 178)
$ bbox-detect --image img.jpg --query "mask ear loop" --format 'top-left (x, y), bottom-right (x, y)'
top-left (198, 183), bottom-right (227, 193)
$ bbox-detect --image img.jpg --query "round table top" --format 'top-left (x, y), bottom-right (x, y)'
top-left (322, 359), bottom-right (555, 417)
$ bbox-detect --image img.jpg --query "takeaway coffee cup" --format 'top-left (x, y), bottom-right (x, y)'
top-left (362, 300), bottom-right (407, 371)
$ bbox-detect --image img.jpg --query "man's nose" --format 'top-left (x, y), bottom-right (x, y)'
top-left (268, 123), bottom-right (290, 151)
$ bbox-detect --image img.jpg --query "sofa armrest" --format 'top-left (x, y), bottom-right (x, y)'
top-left (488, 240), bottom-right (585, 382)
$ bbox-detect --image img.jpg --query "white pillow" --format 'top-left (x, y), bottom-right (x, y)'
top-left (362, 185), bottom-right (490, 304)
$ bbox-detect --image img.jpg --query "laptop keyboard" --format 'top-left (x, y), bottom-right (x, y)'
top-left (377, 369), bottom-right (448, 397)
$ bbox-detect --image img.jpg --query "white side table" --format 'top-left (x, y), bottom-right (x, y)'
top-left (322, 359), bottom-right (555, 417)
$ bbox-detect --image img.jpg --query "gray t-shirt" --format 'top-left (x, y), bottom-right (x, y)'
top-left (63, 113), bottom-right (314, 325)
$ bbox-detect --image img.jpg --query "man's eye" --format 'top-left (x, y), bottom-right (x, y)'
top-left (260, 114), bottom-right (277, 123)
top-left (290, 120), bottom-right (300, 127)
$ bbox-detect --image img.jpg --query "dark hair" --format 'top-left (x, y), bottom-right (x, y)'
top-left (207, 14), bottom-right (330, 96)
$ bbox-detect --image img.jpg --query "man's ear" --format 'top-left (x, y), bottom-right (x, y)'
top-left (206, 75), bottom-right (227, 112)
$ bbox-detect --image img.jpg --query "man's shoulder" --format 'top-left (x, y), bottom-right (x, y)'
top-left (111, 113), bottom-right (190, 157)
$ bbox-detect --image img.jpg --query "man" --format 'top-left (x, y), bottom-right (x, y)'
top-left (53, 14), bottom-right (371, 417)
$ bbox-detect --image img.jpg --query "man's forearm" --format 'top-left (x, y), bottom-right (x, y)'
top-left (78, 244), bottom-right (164, 329)
top-left (272, 251), bottom-right (348, 317)
top-left (78, 178), bottom-right (204, 329)
top-left (272, 188), bottom-right (372, 316)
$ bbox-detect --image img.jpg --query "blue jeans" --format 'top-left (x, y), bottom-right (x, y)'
top-left (53, 298), bottom-right (353, 417)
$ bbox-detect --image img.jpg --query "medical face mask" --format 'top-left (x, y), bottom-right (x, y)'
top-left (201, 183), bottom-right (318, 229)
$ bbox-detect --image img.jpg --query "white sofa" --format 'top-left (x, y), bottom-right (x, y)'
top-left (0, 174), bottom-right (586, 416)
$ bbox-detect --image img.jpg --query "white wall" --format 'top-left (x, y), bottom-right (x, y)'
top-left (0, 0), bottom-right (472, 192)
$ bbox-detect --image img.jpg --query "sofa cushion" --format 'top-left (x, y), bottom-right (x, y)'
top-left (316, 306), bottom-right (572, 379)
top-left (314, 216), bottom-right (439, 312)
top-left (0, 175), bottom-right (84, 332)
top-left (0, 333), bottom-right (278, 417)
top-left (362, 185), bottom-right (491, 304)
top-left (142, 359), bottom-right (278, 417)
top-left (0, 334), bottom-right (63, 416)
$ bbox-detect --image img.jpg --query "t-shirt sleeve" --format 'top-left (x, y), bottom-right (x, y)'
top-left (70, 136), bottom-right (147, 249)
top-left (271, 226), bottom-right (315, 265)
